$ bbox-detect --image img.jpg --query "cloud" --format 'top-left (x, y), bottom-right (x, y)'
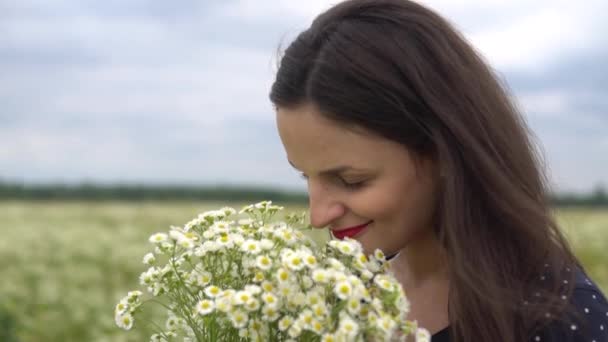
top-left (0, 0), bottom-right (606, 192)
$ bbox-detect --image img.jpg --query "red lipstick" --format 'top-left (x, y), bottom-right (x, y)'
top-left (331, 221), bottom-right (372, 240)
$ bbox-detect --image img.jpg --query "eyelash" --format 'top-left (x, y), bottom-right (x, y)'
top-left (299, 173), bottom-right (365, 190)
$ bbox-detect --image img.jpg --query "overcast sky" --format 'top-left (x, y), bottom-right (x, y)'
top-left (1, 0), bottom-right (606, 193)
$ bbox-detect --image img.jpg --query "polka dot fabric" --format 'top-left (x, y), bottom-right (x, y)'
top-left (532, 268), bottom-right (608, 342)
top-left (431, 267), bottom-right (608, 341)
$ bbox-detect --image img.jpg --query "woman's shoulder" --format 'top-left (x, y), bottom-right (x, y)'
top-left (533, 267), bottom-right (608, 341)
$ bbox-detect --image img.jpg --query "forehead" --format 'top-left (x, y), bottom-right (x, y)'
top-left (275, 104), bottom-right (405, 172)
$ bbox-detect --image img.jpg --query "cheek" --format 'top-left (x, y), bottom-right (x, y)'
top-left (358, 178), bottom-right (436, 233)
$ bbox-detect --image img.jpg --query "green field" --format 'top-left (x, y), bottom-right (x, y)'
top-left (0, 201), bottom-right (606, 342)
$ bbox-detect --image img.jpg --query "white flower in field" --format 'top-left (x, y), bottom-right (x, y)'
top-left (195, 271), bottom-right (212, 287)
top-left (142, 252), bottom-right (156, 265)
top-left (229, 309), bottom-right (249, 328)
top-left (196, 299), bottom-right (215, 316)
top-left (278, 315), bottom-right (294, 331)
top-left (346, 297), bottom-right (361, 315)
top-left (374, 274), bottom-right (395, 292)
top-left (115, 312), bottom-right (134, 330)
top-left (416, 328), bottom-right (431, 342)
top-left (306, 291), bottom-right (323, 306)
top-left (260, 292), bottom-right (279, 309)
top-left (360, 269), bottom-right (374, 281)
top-left (288, 321), bottom-right (303, 338)
top-left (150, 333), bottom-right (163, 342)
top-left (255, 255), bottom-right (272, 270)
top-left (303, 253), bottom-right (318, 268)
top-left (261, 305), bottom-right (280, 322)
top-left (139, 267), bottom-right (159, 286)
top-left (166, 315), bottom-right (180, 331)
top-left (215, 295), bottom-right (233, 313)
top-left (204, 285), bottom-right (222, 298)
top-left (321, 333), bottom-right (338, 342)
top-left (115, 300), bottom-right (128, 315)
top-left (149, 233), bottom-right (168, 244)
top-left (245, 284), bottom-right (262, 295)
top-left (328, 258), bottom-right (346, 272)
top-left (260, 238), bottom-right (274, 250)
top-left (338, 315), bottom-right (359, 339)
top-left (311, 303), bottom-right (328, 318)
top-left (297, 309), bottom-right (314, 329)
top-left (233, 290), bottom-right (253, 305)
top-left (310, 319), bottom-right (324, 334)
top-left (312, 269), bottom-right (331, 283)
top-left (178, 237), bottom-right (195, 249)
top-left (238, 218), bottom-right (254, 227)
top-left (261, 281), bottom-right (275, 293)
top-left (373, 248), bottom-right (386, 261)
top-left (276, 268), bottom-right (290, 283)
top-left (202, 230), bottom-right (215, 239)
top-left (169, 229), bottom-right (184, 241)
top-left (334, 280), bottom-right (353, 300)
top-left (242, 239), bottom-right (261, 254)
top-left (378, 313), bottom-right (397, 336)
top-left (127, 290), bottom-right (142, 302)
top-left (220, 206), bottom-right (236, 216)
top-left (284, 252), bottom-right (305, 271)
top-left (290, 292), bottom-right (306, 307)
top-left (244, 298), bottom-right (261, 311)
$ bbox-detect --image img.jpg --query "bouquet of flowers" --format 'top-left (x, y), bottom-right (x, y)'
top-left (114, 201), bottom-right (430, 342)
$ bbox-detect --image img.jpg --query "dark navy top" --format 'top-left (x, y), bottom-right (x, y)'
top-left (431, 268), bottom-right (608, 341)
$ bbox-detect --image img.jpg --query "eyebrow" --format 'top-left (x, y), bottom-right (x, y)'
top-left (288, 160), bottom-right (369, 176)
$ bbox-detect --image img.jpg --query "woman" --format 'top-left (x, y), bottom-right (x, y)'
top-left (269, 0), bottom-right (608, 341)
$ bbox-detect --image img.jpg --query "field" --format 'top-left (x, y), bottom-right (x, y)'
top-left (0, 201), bottom-right (606, 342)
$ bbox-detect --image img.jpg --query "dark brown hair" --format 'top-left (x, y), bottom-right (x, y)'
top-left (269, 0), bottom-right (584, 341)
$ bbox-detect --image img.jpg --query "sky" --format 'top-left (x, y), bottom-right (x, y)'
top-left (1, 0), bottom-right (606, 193)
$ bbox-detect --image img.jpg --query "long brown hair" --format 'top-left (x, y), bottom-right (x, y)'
top-left (269, 0), bottom-right (584, 341)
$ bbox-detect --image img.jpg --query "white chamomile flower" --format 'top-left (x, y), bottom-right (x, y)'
top-left (115, 300), bottom-right (128, 315)
top-left (306, 291), bottom-right (323, 306)
top-left (229, 310), bottom-right (249, 328)
top-left (312, 269), bottom-right (331, 283)
top-left (346, 297), bottom-right (361, 315)
top-left (310, 319), bottom-right (324, 334)
top-left (378, 314), bottom-right (397, 335)
top-left (244, 298), bottom-right (261, 311)
top-left (215, 296), bottom-right (232, 313)
top-left (312, 303), bottom-right (328, 318)
top-left (276, 268), bottom-right (290, 283)
top-left (242, 239), bottom-right (261, 254)
top-left (166, 315), bottom-right (180, 330)
top-left (416, 328), bottom-right (431, 342)
top-left (142, 252), bottom-right (156, 265)
top-left (256, 255), bottom-right (273, 270)
top-left (374, 249), bottom-right (386, 261)
top-left (233, 290), bottom-right (253, 305)
top-left (204, 285), bottom-right (222, 298)
top-left (286, 253), bottom-right (305, 271)
top-left (195, 271), bottom-right (212, 287)
top-left (115, 312), bottom-right (134, 330)
top-left (334, 280), bottom-right (353, 300)
top-left (288, 322), bottom-right (302, 338)
top-left (261, 292), bottom-right (279, 308)
top-left (338, 315), bottom-right (359, 339)
top-left (260, 238), bottom-right (274, 250)
top-left (245, 284), bottom-right (262, 295)
top-left (149, 233), bottom-right (168, 244)
top-left (374, 274), bottom-right (395, 292)
top-left (321, 333), bottom-right (338, 342)
top-left (276, 317), bottom-right (293, 332)
top-left (262, 305), bottom-right (280, 321)
top-left (303, 253), bottom-right (318, 268)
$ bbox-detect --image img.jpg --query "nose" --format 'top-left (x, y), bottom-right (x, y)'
top-left (307, 181), bottom-right (345, 229)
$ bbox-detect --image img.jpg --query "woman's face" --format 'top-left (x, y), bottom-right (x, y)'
top-left (276, 103), bottom-right (439, 255)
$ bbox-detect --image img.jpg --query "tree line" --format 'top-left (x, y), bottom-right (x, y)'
top-left (0, 181), bottom-right (606, 207)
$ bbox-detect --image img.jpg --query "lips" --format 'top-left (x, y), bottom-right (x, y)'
top-left (331, 221), bottom-right (373, 240)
